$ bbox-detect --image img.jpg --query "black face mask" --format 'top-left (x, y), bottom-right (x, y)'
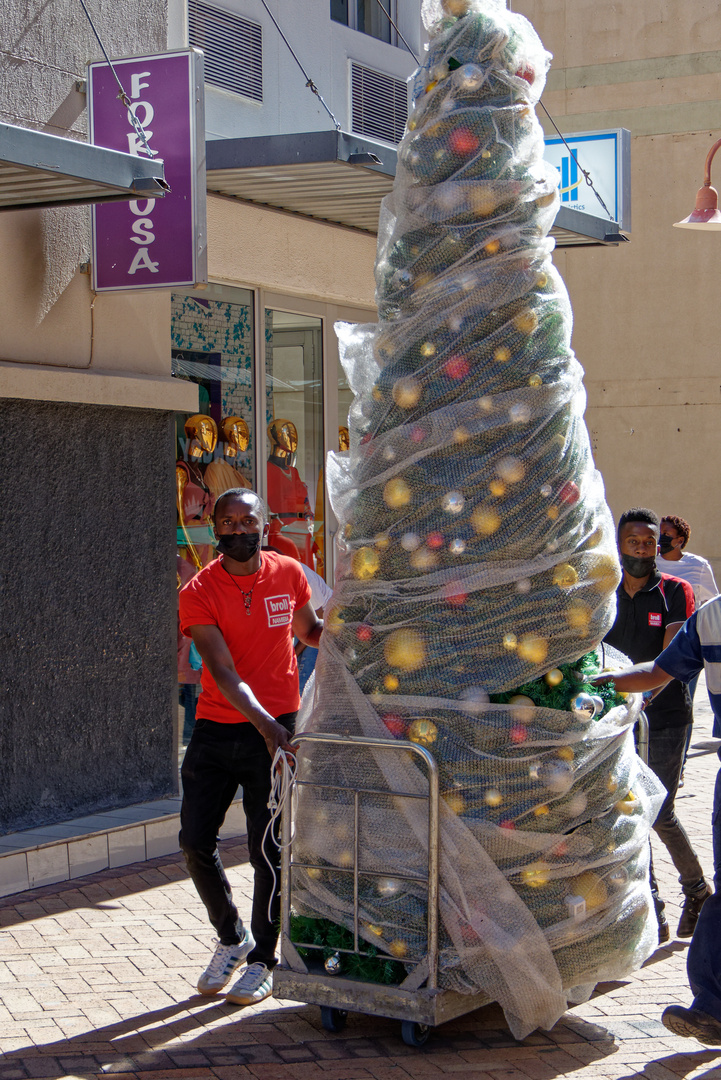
top-left (620, 552), bottom-right (656, 578)
top-left (216, 532), bottom-right (261, 562)
top-left (659, 535), bottom-right (675, 555)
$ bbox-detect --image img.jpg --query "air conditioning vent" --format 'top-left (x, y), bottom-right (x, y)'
top-left (188, 0), bottom-right (262, 102)
top-left (351, 63), bottom-right (408, 144)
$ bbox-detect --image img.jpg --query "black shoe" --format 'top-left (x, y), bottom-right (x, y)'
top-left (678, 885), bottom-right (712, 938)
top-left (657, 909), bottom-right (670, 944)
top-left (662, 1005), bottom-right (721, 1045)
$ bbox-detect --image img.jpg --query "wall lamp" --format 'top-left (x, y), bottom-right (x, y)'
top-left (674, 137), bottom-right (721, 229)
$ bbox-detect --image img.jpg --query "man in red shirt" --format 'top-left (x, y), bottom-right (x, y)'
top-left (179, 488), bottom-right (322, 1006)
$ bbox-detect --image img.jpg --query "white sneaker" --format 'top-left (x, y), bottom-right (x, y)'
top-left (225, 962), bottom-right (273, 1005)
top-left (197, 927), bottom-right (255, 995)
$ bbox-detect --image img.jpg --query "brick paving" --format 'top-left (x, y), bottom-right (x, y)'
top-left (2, 685), bottom-right (721, 1080)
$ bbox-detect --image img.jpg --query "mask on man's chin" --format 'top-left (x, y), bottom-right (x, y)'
top-left (216, 532), bottom-right (261, 562)
top-left (620, 552), bottom-right (656, 579)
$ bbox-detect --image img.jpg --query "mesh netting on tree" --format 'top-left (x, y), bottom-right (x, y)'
top-left (292, 0), bottom-right (664, 1039)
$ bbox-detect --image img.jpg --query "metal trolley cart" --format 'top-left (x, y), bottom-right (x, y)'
top-left (276, 730), bottom-right (490, 1047)
top-left (275, 716), bottom-right (650, 1049)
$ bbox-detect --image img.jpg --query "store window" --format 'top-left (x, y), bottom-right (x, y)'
top-left (331, 0), bottom-right (394, 44)
top-left (265, 309), bottom-right (324, 574)
top-left (171, 284), bottom-right (255, 745)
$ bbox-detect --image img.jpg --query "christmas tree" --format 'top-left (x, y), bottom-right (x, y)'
top-left (291, 0), bottom-right (664, 1039)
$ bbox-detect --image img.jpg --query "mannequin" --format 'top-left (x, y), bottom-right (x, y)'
top-left (266, 419), bottom-right (313, 564)
top-left (204, 415), bottom-right (252, 505)
top-left (184, 414), bottom-right (218, 460)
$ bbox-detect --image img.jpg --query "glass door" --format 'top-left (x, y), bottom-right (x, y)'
top-left (264, 309), bottom-right (324, 573)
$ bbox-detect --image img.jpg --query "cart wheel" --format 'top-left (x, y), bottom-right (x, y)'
top-left (321, 1006), bottom-right (348, 1033)
top-left (401, 1020), bottom-right (430, 1047)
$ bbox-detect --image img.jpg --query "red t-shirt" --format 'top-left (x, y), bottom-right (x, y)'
top-left (179, 552), bottom-right (311, 722)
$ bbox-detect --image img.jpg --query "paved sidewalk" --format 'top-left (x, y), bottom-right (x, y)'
top-left (1, 686), bottom-right (720, 1080)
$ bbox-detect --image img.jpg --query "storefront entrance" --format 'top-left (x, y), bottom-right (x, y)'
top-left (171, 284), bottom-right (372, 748)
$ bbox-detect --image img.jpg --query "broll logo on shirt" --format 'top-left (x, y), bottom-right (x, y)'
top-left (265, 594), bottom-right (292, 627)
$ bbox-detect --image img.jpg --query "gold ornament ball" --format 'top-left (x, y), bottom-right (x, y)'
top-left (545, 668), bottom-right (564, 687)
top-left (557, 746), bottom-right (574, 762)
top-left (517, 634), bottom-right (549, 665)
top-left (442, 0), bottom-right (472, 15)
top-left (372, 386), bottom-right (383, 401)
top-left (566, 599), bottom-right (592, 630)
top-left (352, 547), bottom-right (380, 580)
top-left (484, 239), bottom-right (501, 255)
top-left (365, 923), bottom-right (383, 938)
top-left (489, 479), bottom-right (506, 497)
top-left (338, 850), bottom-right (354, 868)
top-left (384, 674), bottom-right (399, 691)
top-left (410, 546), bottom-right (439, 571)
top-left (420, 341), bottom-right (437, 357)
top-left (528, 373), bottom-right (543, 388)
top-left (375, 533), bottom-right (390, 551)
top-left (534, 804), bottom-right (549, 816)
top-left (494, 346), bottom-right (511, 364)
top-left (569, 871), bottom-right (608, 911)
top-left (383, 477), bottom-right (412, 509)
top-left (536, 271), bottom-right (548, 288)
top-left (615, 791), bottom-right (638, 815)
top-left (326, 608), bottom-right (345, 634)
top-left (389, 939), bottom-right (408, 958)
top-left (384, 628), bottom-right (427, 672)
top-left (484, 787), bottom-right (503, 807)
top-left (306, 867), bottom-right (322, 880)
top-left (587, 553), bottom-right (621, 592)
top-left (470, 188), bottom-right (501, 217)
top-left (521, 862), bottom-right (551, 888)
top-left (471, 507), bottom-right (501, 536)
top-left (408, 718), bottom-right (438, 747)
top-left (513, 310), bottom-right (539, 335)
top-left (453, 425), bottom-right (470, 443)
top-left (553, 563), bottom-right (579, 590)
top-left (547, 505), bottom-right (560, 521)
top-left (502, 632), bottom-right (518, 651)
top-left (509, 694), bottom-right (534, 707)
top-left (392, 377), bottom-right (422, 409)
top-left (444, 792), bottom-right (466, 815)
top-left (478, 395), bottom-right (494, 412)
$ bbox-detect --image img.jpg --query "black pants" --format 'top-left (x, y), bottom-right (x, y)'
top-left (647, 723), bottom-right (706, 900)
top-left (179, 713), bottom-right (296, 969)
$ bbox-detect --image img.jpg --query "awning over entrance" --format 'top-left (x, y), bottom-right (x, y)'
top-left (206, 129), bottom-right (627, 246)
top-left (0, 121), bottom-right (168, 211)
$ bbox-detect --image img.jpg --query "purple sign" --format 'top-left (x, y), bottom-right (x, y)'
top-left (88, 50), bottom-right (207, 291)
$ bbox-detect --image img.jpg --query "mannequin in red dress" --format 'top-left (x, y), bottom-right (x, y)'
top-left (266, 419), bottom-right (313, 565)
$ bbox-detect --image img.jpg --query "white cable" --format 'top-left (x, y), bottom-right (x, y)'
top-left (262, 747), bottom-right (298, 923)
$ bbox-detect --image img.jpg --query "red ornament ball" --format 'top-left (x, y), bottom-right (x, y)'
top-left (448, 129), bottom-right (480, 156)
top-left (559, 481), bottom-right (580, 505)
top-left (515, 65), bottom-right (535, 84)
top-left (356, 624), bottom-right (372, 642)
top-left (444, 355), bottom-right (470, 379)
top-left (499, 819), bottom-right (516, 830)
top-left (383, 714), bottom-right (407, 737)
top-left (510, 725), bottom-right (528, 744)
top-left (427, 532), bottom-right (444, 549)
top-left (410, 425), bottom-right (426, 443)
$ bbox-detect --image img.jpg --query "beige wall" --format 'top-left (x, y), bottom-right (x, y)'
top-left (207, 196), bottom-right (378, 307)
top-left (516, 0), bottom-right (721, 577)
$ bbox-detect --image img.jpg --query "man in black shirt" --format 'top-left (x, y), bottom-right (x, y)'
top-left (604, 507), bottom-right (710, 941)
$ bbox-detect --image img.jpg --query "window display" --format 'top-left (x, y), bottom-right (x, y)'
top-left (172, 286), bottom-right (256, 744)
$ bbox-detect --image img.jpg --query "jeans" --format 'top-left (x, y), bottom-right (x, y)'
top-left (179, 713), bottom-right (296, 969)
top-left (297, 645), bottom-right (318, 696)
top-left (647, 724), bottom-right (706, 898)
top-left (685, 752), bottom-right (721, 1019)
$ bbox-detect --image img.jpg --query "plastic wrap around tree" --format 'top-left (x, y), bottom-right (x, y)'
top-left (292, 0), bottom-right (664, 1040)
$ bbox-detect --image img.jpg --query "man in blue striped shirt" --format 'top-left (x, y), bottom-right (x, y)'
top-left (595, 594), bottom-right (721, 1045)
